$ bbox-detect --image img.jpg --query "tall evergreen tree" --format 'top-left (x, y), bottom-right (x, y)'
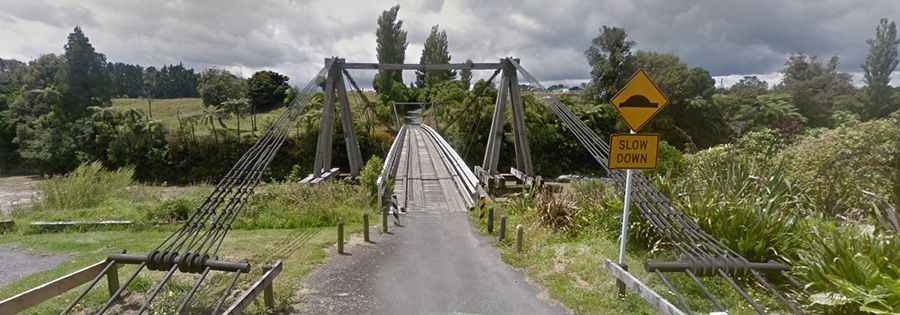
top-left (416, 25), bottom-right (455, 89)
top-left (59, 26), bottom-right (111, 117)
top-left (459, 59), bottom-right (473, 90)
top-left (584, 26), bottom-right (634, 103)
top-left (863, 18), bottom-right (900, 118)
top-left (374, 5), bottom-right (408, 93)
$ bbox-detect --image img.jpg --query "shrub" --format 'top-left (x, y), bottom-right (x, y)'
top-left (779, 118), bottom-right (899, 218)
top-left (795, 224), bottom-right (900, 314)
top-left (534, 189), bottom-right (578, 234)
top-left (37, 161), bottom-right (134, 210)
top-left (666, 140), bottom-right (807, 262)
top-left (237, 181), bottom-right (368, 229)
top-left (360, 155), bottom-right (384, 201)
top-left (145, 197), bottom-right (195, 223)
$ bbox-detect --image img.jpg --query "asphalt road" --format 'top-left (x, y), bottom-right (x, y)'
top-left (296, 127), bottom-right (568, 315)
top-left (295, 210), bottom-right (569, 315)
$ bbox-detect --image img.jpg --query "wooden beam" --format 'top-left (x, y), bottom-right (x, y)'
top-left (604, 259), bottom-right (686, 315)
top-left (334, 70), bottom-right (363, 176)
top-left (223, 260), bottom-right (283, 315)
top-left (0, 260), bottom-right (110, 314)
top-left (343, 62), bottom-right (502, 70)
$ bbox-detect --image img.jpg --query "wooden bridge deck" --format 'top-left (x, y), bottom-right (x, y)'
top-left (392, 125), bottom-right (468, 213)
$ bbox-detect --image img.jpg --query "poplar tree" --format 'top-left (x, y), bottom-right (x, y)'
top-left (459, 59), bottom-right (473, 90)
top-left (416, 25), bottom-right (455, 88)
top-left (59, 26), bottom-right (111, 117)
top-left (862, 18), bottom-right (900, 118)
top-left (374, 5), bottom-right (408, 94)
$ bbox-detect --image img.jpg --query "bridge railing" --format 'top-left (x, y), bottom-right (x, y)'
top-left (377, 125), bottom-right (408, 211)
top-left (421, 125), bottom-right (484, 207)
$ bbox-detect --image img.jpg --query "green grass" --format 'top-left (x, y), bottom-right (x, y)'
top-left (470, 185), bottom-right (791, 315)
top-left (112, 98), bottom-right (288, 137)
top-left (0, 179), bottom-right (370, 313)
top-left (0, 227), bottom-right (354, 314)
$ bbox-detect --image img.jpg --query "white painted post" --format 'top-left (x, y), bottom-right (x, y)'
top-left (617, 129), bottom-right (636, 297)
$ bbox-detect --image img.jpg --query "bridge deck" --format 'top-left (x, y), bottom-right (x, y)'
top-left (392, 125), bottom-right (467, 213)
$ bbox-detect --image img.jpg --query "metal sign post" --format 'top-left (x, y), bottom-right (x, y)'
top-left (616, 129), bottom-right (635, 297)
top-left (608, 70), bottom-right (668, 298)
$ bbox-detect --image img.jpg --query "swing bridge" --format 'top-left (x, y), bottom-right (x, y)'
top-left (5, 57), bottom-right (806, 314)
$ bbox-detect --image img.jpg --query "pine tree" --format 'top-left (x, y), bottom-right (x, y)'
top-left (416, 25), bottom-right (455, 89)
top-left (59, 26), bottom-right (111, 117)
top-left (374, 5), bottom-right (408, 94)
top-left (863, 18), bottom-right (900, 118)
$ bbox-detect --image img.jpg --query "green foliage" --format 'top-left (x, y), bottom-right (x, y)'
top-left (143, 64), bottom-right (199, 99)
top-left (647, 140), bottom-right (684, 177)
top-left (863, 18), bottom-right (900, 119)
top-left (247, 70), bottom-right (290, 112)
top-left (374, 5), bottom-right (408, 94)
top-left (198, 68), bottom-right (244, 108)
top-left (416, 25), bottom-right (455, 89)
top-left (779, 118), bottom-right (899, 217)
top-left (728, 76), bottom-right (768, 98)
top-left (665, 142), bottom-right (807, 262)
top-left (37, 161), bottom-right (134, 211)
top-left (360, 155), bottom-right (384, 201)
top-left (59, 27), bottom-right (111, 118)
top-left (90, 107), bottom-right (169, 180)
top-left (145, 197), bottom-right (195, 223)
top-left (778, 54), bottom-right (854, 127)
top-left (459, 59), bottom-right (473, 90)
top-left (796, 224), bottom-right (900, 314)
top-left (584, 25), bottom-right (634, 103)
top-left (238, 181), bottom-right (368, 229)
top-left (107, 62), bottom-right (144, 98)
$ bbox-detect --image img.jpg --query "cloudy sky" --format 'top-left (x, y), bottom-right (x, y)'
top-left (2, 0), bottom-right (899, 88)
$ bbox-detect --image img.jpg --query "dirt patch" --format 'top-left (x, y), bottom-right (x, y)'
top-left (0, 245), bottom-right (70, 288)
top-left (0, 176), bottom-right (41, 216)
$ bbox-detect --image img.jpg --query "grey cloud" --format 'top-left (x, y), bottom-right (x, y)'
top-left (0, 0), bottom-right (898, 88)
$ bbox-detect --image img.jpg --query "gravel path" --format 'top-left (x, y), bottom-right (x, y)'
top-left (0, 245), bottom-right (69, 288)
top-left (0, 176), bottom-right (40, 216)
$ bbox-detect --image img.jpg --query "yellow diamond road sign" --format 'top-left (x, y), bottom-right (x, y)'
top-left (610, 70), bottom-right (669, 132)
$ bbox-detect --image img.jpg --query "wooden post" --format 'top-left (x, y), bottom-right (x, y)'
top-left (605, 260), bottom-right (686, 315)
top-left (382, 208), bottom-right (388, 233)
top-left (363, 213), bottom-right (370, 242)
top-left (505, 58), bottom-right (533, 176)
top-left (483, 68), bottom-right (509, 174)
top-left (262, 265), bottom-right (275, 309)
top-left (516, 225), bottom-right (524, 253)
top-left (106, 263), bottom-right (119, 299)
top-left (337, 221), bottom-right (344, 254)
top-left (487, 208), bottom-right (494, 234)
top-left (334, 65), bottom-right (363, 176)
top-left (499, 216), bottom-right (507, 241)
top-left (617, 264), bottom-right (629, 297)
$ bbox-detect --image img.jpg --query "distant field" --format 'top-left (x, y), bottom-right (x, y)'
top-left (112, 98), bottom-right (287, 136)
top-left (112, 95), bottom-right (378, 137)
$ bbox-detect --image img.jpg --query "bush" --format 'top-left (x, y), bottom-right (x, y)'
top-left (236, 181), bottom-right (368, 229)
top-left (37, 161), bottom-right (133, 210)
top-left (360, 155), bottom-right (384, 201)
top-left (779, 118), bottom-right (899, 218)
top-left (144, 197), bottom-right (195, 223)
top-left (665, 138), bottom-right (808, 262)
top-left (796, 224), bottom-right (900, 314)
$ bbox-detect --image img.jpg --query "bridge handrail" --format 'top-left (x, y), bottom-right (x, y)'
top-left (421, 125), bottom-right (483, 203)
top-left (377, 125), bottom-right (408, 209)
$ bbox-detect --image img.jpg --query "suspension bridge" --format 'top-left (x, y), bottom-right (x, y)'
top-left (3, 57), bottom-right (806, 314)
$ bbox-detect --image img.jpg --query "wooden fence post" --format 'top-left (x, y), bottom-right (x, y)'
top-left (106, 263), bottom-right (119, 298)
top-left (262, 265), bottom-right (275, 309)
top-left (499, 216), bottom-right (507, 241)
top-left (337, 221), bottom-right (344, 254)
top-left (363, 213), bottom-right (370, 242)
top-left (487, 208), bottom-right (494, 234)
top-left (516, 225), bottom-right (524, 253)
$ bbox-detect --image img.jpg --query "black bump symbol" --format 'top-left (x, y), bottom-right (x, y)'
top-left (620, 95), bottom-right (658, 108)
